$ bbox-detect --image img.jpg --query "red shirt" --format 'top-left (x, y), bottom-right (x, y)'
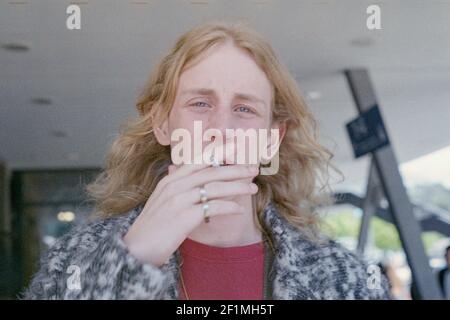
top-left (178, 237), bottom-right (265, 300)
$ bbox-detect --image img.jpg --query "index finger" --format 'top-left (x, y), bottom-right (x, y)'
top-left (167, 143), bottom-right (235, 181)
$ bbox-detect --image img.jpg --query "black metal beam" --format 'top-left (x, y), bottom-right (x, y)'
top-left (344, 68), bottom-right (443, 299)
top-left (334, 192), bottom-right (450, 236)
top-left (357, 161), bottom-right (378, 254)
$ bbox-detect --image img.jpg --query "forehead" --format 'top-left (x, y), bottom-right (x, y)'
top-left (177, 42), bottom-right (273, 103)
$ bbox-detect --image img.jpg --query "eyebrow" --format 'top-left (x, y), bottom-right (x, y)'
top-left (180, 88), bottom-right (267, 107)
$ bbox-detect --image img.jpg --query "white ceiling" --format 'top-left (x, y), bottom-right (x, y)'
top-left (1, 0), bottom-right (449, 193)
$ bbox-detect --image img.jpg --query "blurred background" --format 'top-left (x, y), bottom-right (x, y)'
top-left (0, 0), bottom-right (449, 299)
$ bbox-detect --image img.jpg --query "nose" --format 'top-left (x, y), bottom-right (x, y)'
top-left (206, 108), bottom-right (236, 143)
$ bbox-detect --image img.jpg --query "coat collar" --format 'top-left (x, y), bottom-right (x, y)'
top-left (121, 201), bottom-right (325, 300)
top-left (262, 201), bottom-right (326, 299)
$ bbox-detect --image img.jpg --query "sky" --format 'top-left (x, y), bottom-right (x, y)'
top-left (401, 145), bottom-right (450, 189)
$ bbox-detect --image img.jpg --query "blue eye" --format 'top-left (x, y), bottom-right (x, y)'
top-left (235, 105), bottom-right (255, 114)
top-left (192, 101), bottom-right (210, 108)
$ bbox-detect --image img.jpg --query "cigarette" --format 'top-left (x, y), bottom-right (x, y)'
top-left (211, 157), bottom-right (221, 167)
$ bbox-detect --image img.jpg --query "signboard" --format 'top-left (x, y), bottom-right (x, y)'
top-left (346, 105), bottom-right (390, 158)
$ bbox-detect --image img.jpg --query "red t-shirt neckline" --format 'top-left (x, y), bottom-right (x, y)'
top-left (178, 237), bottom-right (265, 300)
top-left (180, 237), bottom-right (264, 261)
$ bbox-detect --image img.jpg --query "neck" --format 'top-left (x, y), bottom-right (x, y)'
top-left (187, 194), bottom-right (262, 247)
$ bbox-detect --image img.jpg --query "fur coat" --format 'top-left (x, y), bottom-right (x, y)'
top-left (24, 201), bottom-right (390, 300)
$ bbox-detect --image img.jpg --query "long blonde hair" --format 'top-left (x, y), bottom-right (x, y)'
top-left (86, 21), bottom-right (336, 242)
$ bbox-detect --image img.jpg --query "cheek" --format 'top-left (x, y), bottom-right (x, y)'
top-left (235, 117), bottom-right (271, 130)
top-left (170, 106), bottom-right (212, 129)
top-left (168, 108), bottom-right (194, 132)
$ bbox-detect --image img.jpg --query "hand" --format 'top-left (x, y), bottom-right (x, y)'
top-left (123, 157), bottom-right (259, 267)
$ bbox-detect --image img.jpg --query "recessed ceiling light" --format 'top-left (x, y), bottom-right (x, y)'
top-left (306, 91), bottom-right (322, 101)
top-left (350, 37), bottom-right (374, 47)
top-left (57, 211), bottom-right (75, 222)
top-left (50, 130), bottom-right (68, 138)
top-left (31, 97), bottom-right (53, 106)
top-left (1, 42), bottom-right (30, 52)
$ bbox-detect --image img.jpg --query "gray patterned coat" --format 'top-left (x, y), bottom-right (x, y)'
top-left (23, 202), bottom-right (391, 300)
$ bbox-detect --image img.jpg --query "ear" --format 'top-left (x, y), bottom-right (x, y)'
top-left (273, 121), bottom-right (286, 142)
top-left (154, 119), bottom-right (171, 146)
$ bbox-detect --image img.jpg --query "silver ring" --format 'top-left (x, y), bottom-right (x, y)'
top-left (199, 187), bottom-right (208, 203)
top-left (202, 202), bottom-right (210, 223)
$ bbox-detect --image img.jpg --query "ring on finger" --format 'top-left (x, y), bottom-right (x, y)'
top-left (202, 202), bottom-right (210, 223)
top-left (199, 187), bottom-right (208, 203)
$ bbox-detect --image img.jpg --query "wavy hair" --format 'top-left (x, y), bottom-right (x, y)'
top-left (86, 21), bottom-right (337, 244)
